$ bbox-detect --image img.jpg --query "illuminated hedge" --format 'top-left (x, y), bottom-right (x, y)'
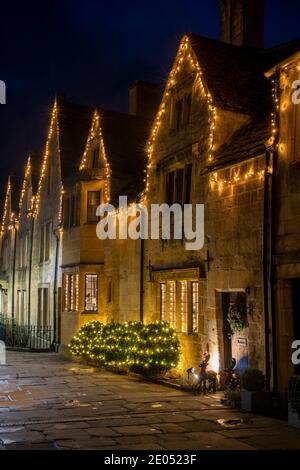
top-left (69, 320), bottom-right (180, 376)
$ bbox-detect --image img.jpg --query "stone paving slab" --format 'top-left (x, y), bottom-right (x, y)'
top-left (0, 351), bottom-right (300, 450)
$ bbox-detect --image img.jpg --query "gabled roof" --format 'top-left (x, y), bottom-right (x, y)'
top-left (0, 175), bottom-right (22, 235)
top-left (78, 107), bottom-right (152, 203)
top-left (185, 33), bottom-right (300, 170)
top-left (9, 175), bottom-right (23, 215)
top-left (56, 96), bottom-right (94, 181)
top-left (212, 120), bottom-right (270, 170)
top-left (186, 33), bottom-right (300, 118)
top-left (186, 33), bottom-right (270, 117)
top-left (98, 108), bottom-right (151, 201)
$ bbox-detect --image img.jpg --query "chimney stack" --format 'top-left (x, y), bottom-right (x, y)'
top-left (218, 0), bottom-right (264, 49)
top-left (129, 81), bottom-right (159, 119)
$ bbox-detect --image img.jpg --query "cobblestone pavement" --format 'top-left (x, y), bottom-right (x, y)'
top-left (0, 351), bottom-right (300, 450)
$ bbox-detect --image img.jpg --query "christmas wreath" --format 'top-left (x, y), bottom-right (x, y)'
top-left (227, 302), bottom-right (247, 333)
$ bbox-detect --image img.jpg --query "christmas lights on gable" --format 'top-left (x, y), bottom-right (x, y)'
top-left (79, 109), bottom-right (111, 203)
top-left (142, 34), bottom-right (217, 201)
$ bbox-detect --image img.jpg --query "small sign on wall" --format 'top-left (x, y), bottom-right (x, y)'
top-left (237, 337), bottom-right (247, 347)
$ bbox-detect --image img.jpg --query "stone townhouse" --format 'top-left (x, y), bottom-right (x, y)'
top-left (0, 96), bottom-right (93, 339)
top-left (60, 81), bottom-right (157, 346)
top-left (0, 176), bottom-right (22, 317)
top-left (0, 0), bottom-right (299, 405)
top-left (14, 155), bottom-right (38, 325)
top-left (131, 0), bottom-right (300, 399)
top-left (30, 97), bottom-right (92, 341)
top-left (265, 51), bottom-right (300, 395)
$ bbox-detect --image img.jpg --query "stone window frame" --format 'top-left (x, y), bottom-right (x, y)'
top-left (157, 270), bottom-right (201, 335)
top-left (63, 271), bottom-right (79, 313)
top-left (84, 273), bottom-right (99, 313)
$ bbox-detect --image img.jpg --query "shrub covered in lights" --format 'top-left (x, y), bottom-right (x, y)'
top-left (69, 320), bottom-right (180, 377)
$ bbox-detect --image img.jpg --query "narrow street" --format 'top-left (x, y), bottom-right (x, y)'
top-left (0, 351), bottom-right (300, 450)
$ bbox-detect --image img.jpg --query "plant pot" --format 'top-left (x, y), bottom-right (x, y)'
top-left (288, 403), bottom-right (300, 429)
top-left (241, 389), bottom-right (271, 414)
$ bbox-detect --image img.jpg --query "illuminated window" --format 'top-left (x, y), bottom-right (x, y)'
top-left (63, 273), bottom-right (79, 312)
top-left (160, 283), bottom-right (166, 320)
top-left (168, 281), bottom-right (176, 329)
top-left (180, 281), bottom-right (188, 333)
top-left (87, 191), bottom-right (100, 222)
top-left (191, 281), bottom-right (199, 333)
top-left (70, 274), bottom-right (74, 311)
top-left (85, 274), bottom-right (98, 312)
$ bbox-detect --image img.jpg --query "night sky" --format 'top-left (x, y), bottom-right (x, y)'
top-left (0, 0), bottom-right (299, 198)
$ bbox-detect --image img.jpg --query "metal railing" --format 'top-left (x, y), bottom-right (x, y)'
top-left (0, 313), bottom-right (53, 350)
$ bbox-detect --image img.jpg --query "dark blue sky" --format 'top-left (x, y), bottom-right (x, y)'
top-left (0, 0), bottom-right (299, 195)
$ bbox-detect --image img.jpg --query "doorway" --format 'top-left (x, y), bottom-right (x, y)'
top-left (222, 291), bottom-right (249, 373)
top-left (292, 279), bottom-right (300, 375)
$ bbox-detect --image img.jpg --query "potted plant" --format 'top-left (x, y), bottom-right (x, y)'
top-left (221, 359), bottom-right (241, 408)
top-left (288, 376), bottom-right (300, 428)
top-left (241, 368), bottom-right (270, 413)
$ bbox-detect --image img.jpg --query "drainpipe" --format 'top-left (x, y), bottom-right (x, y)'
top-left (140, 238), bottom-right (144, 323)
top-left (11, 222), bottom-right (18, 324)
top-left (52, 229), bottom-right (60, 347)
top-left (27, 215), bottom-right (35, 325)
top-left (263, 150), bottom-right (271, 391)
top-left (270, 148), bottom-right (278, 393)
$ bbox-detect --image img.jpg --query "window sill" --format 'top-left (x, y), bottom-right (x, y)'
top-left (81, 310), bottom-right (99, 315)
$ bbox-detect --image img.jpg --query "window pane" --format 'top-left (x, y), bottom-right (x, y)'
top-left (43, 288), bottom-right (49, 326)
top-left (64, 198), bottom-right (70, 229)
top-left (75, 274), bottom-right (79, 311)
top-left (85, 274), bottom-right (98, 311)
top-left (92, 146), bottom-right (100, 168)
top-left (70, 274), bottom-right (74, 311)
top-left (168, 281), bottom-right (176, 330)
top-left (185, 163), bottom-right (192, 204)
top-left (180, 281), bottom-right (188, 333)
top-left (64, 274), bottom-right (70, 311)
top-left (167, 171), bottom-right (175, 205)
top-left (176, 168), bottom-right (184, 205)
top-left (191, 282), bottom-right (199, 333)
top-left (175, 99), bottom-right (183, 129)
top-left (87, 191), bottom-right (100, 222)
top-left (160, 283), bottom-right (166, 321)
top-left (184, 93), bottom-right (191, 124)
top-left (22, 290), bottom-right (26, 324)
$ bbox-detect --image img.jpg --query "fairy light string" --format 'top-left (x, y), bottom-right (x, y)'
top-left (34, 99), bottom-right (59, 217)
top-left (79, 109), bottom-right (111, 203)
top-left (0, 178), bottom-right (11, 237)
top-left (18, 155), bottom-right (32, 216)
top-left (142, 34), bottom-right (217, 201)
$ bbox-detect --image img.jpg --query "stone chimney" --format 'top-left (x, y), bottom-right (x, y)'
top-left (129, 81), bottom-right (159, 119)
top-left (218, 0), bottom-right (264, 48)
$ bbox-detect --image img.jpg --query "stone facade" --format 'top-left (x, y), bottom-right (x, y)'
top-left (0, 17), bottom-right (299, 404)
